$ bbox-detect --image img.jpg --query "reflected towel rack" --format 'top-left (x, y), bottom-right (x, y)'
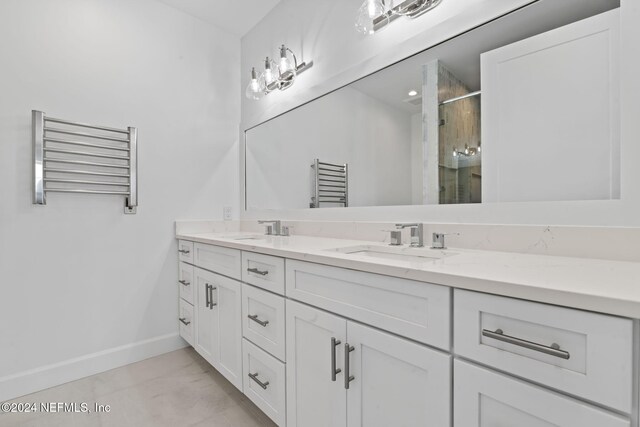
top-left (32, 110), bottom-right (138, 214)
top-left (310, 159), bottom-right (348, 208)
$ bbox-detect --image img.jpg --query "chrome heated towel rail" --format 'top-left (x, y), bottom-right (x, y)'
top-left (311, 159), bottom-right (348, 208)
top-left (32, 110), bottom-right (138, 213)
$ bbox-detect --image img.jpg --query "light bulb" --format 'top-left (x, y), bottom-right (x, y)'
top-left (453, 148), bottom-right (458, 157)
top-left (464, 145), bottom-right (469, 155)
top-left (408, 90), bottom-right (418, 97)
top-left (263, 57), bottom-right (277, 86)
top-left (355, 0), bottom-right (388, 35)
top-left (278, 45), bottom-right (297, 83)
top-left (477, 143), bottom-right (482, 153)
top-left (245, 67), bottom-right (264, 100)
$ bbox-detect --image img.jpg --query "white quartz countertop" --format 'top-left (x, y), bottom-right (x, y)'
top-left (176, 231), bottom-right (640, 319)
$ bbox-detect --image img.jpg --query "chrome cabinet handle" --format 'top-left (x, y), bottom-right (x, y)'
top-left (178, 280), bottom-right (190, 286)
top-left (205, 284), bottom-right (210, 308)
top-left (248, 314), bottom-right (269, 327)
top-left (209, 286), bottom-right (217, 308)
top-left (178, 249), bottom-right (190, 254)
top-left (247, 267), bottom-right (269, 276)
top-left (344, 343), bottom-right (355, 389)
top-left (331, 337), bottom-right (342, 381)
top-left (248, 372), bottom-right (270, 390)
top-left (482, 328), bottom-right (570, 360)
top-left (179, 317), bottom-right (191, 326)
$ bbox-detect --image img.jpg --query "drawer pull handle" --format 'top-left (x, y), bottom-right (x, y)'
top-left (209, 285), bottom-right (217, 308)
top-left (178, 280), bottom-right (190, 286)
top-left (331, 337), bottom-right (342, 381)
top-left (248, 372), bottom-right (270, 390)
top-left (344, 343), bottom-right (355, 389)
top-left (179, 317), bottom-right (191, 326)
top-left (482, 328), bottom-right (570, 360)
top-left (205, 284), bottom-right (218, 309)
top-left (247, 267), bottom-right (269, 276)
top-left (178, 249), bottom-right (190, 254)
top-left (248, 314), bottom-right (269, 327)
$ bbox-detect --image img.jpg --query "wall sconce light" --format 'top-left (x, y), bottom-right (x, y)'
top-left (453, 143), bottom-right (481, 158)
top-left (245, 44), bottom-right (313, 100)
top-left (355, 0), bottom-right (443, 35)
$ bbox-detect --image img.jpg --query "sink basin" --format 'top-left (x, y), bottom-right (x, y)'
top-left (328, 245), bottom-right (455, 263)
top-left (218, 234), bottom-right (267, 241)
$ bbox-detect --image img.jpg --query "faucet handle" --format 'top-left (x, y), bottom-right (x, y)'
top-left (384, 230), bottom-right (402, 246)
top-left (431, 232), bottom-right (460, 249)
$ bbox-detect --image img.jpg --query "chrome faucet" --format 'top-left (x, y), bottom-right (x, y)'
top-left (258, 220), bottom-right (283, 236)
top-left (431, 232), bottom-right (459, 249)
top-left (395, 223), bottom-right (424, 248)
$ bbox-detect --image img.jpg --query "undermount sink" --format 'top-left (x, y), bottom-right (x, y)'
top-left (328, 245), bottom-right (455, 263)
top-left (219, 234), bottom-right (267, 241)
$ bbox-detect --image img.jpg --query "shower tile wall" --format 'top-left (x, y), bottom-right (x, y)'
top-left (424, 60), bottom-right (481, 204)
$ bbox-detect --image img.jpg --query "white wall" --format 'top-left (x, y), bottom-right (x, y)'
top-left (245, 86), bottom-right (413, 210)
top-left (0, 0), bottom-right (240, 400)
top-left (240, 0), bottom-right (640, 227)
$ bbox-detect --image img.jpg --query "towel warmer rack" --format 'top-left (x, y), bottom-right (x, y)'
top-left (310, 159), bottom-right (348, 208)
top-left (32, 110), bottom-right (138, 213)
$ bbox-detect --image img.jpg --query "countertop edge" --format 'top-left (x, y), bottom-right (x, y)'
top-left (176, 233), bottom-right (640, 319)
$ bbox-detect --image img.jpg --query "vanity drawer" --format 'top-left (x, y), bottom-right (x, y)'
top-left (178, 262), bottom-right (194, 305)
top-left (242, 283), bottom-right (286, 361)
top-left (241, 252), bottom-right (285, 296)
top-left (178, 240), bottom-right (194, 263)
top-left (454, 290), bottom-right (633, 413)
top-left (454, 360), bottom-right (630, 427)
top-left (194, 243), bottom-right (241, 280)
top-left (243, 338), bottom-right (286, 427)
top-left (178, 299), bottom-right (194, 346)
top-left (286, 260), bottom-right (450, 349)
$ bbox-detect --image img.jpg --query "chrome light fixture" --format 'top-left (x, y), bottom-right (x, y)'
top-left (355, 0), bottom-right (390, 35)
top-left (245, 44), bottom-right (313, 100)
top-left (453, 143), bottom-right (481, 158)
top-left (262, 57), bottom-right (279, 90)
top-left (355, 0), bottom-right (443, 35)
top-left (245, 67), bottom-right (265, 100)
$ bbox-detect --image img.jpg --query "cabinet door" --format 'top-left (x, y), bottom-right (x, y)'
top-left (194, 267), bottom-right (218, 366)
top-left (213, 274), bottom-right (243, 391)
top-left (454, 360), bottom-right (630, 427)
top-left (346, 322), bottom-right (451, 427)
top-left (482, 9), bottom-right (620, 203)
top-left (286, 300), bottom-right (347, 427)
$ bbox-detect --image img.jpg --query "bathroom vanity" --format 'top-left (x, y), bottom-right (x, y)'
top-left (175, 230), bottom-right (640, 427)
top-left (175, 3), bottom-right (637, 425)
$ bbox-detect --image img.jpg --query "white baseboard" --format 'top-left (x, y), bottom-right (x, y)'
top-left (0, 333), bottom-right (187, 402)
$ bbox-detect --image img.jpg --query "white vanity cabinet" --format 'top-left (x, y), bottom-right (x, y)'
top-left (193, 267), bottom-right (243, 390)
top-left (286, 299), bottom-right (451, 427)
top-left (194, 267), bottom-right (217, 364)
top-left (286, 299), bottom-right (347, 427)
top-left (454, 360), bottom-right (630, 427)
top-left (286, 259), bottom-right (451, 350)
top-left (454, 289), bottom-right (634, 413)
top-left (177, 240), bottom-right (196, 347)
top-left (178, 238), bottom-right (637, 427)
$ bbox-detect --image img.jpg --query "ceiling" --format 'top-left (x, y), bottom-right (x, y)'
top-left (156, 0), bottom-right (282, 36)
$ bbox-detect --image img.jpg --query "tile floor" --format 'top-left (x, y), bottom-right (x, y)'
top-left (0, 348), bottom-right (276, 427)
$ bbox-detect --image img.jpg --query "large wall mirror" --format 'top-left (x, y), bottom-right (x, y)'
top-left (245, 0), bottom-right (620, 211)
